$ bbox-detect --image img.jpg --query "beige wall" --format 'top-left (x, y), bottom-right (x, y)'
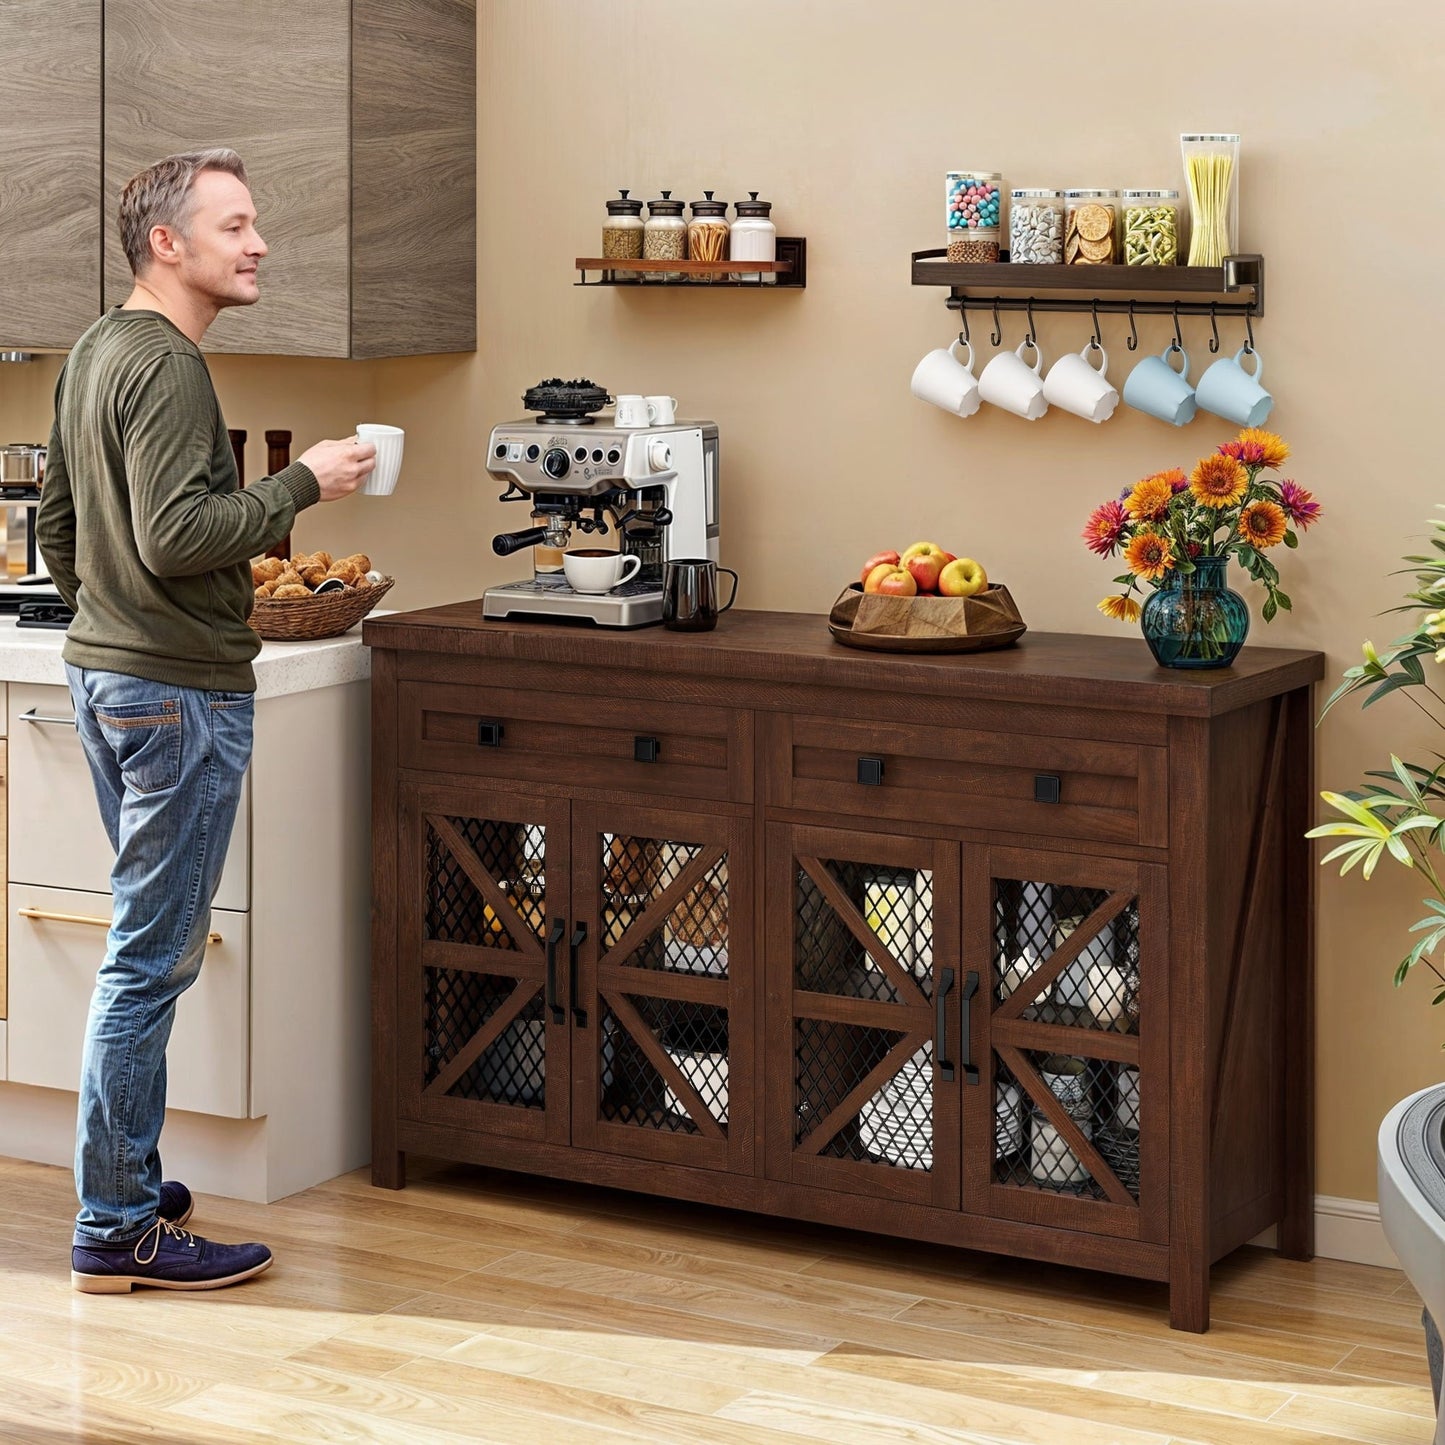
top-left (4, 0), bottom-right (1442, 1202)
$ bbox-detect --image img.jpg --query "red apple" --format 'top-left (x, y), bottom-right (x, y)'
top-left (859, 549), bottom-right (900, 585)
top-left (938, 557), bottom-right (989, 597)
top-left (864, 563), bottom-right (918, 597)
top-left (905, 552), bottom-right (946, 594)
top-left (900, 540), bottom-right (947, 566)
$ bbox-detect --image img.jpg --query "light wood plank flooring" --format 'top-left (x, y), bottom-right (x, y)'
top-left (0, 1155), bottom-right (1435, 1444)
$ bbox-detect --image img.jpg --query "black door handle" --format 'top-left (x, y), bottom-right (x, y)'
top-left (935, 967), bottom-right (955, 1081)
top-left (477, 720), bottom-right (505, 747)
top-left (1034, 773), bottom-right (1061, 804)
top-left (544, 917), bottom-right (566, 1023)
top-left (961, 970), bottom-right (980, 1085)
top-left (569, 922), bottom-right (588, 1026)
top-left (633, 736), bottom-right (659, 763)
top-left (857, 756), bottom-right (885, 786)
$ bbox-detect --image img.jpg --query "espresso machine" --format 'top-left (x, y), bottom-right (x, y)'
top-left (484, 380), bottom-right (719, 627)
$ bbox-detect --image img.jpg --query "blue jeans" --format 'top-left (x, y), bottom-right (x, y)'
top-left (64, 664), bottom-right (253, 1244)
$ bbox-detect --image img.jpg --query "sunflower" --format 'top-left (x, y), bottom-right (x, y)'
top-left (1097, 594), bottom-right (1142, 624)
top-left (1239, 499), bottom-right (1288, 549)
top-left (1189, 454), bottom-right (1248, 509)
top-left (1125, 475), bottom-right (1174, 522)
top-left (1220, 429), bottom-right (1290, 470)
top-left (1277, 479), bottom-right (1322, 530)
top-left (1082, 498), bottom-right (1127, 556)
top-left (1156, 467), bottom-right (1189, 494)
top-left (1123, 530), bottom-right (1174, 583)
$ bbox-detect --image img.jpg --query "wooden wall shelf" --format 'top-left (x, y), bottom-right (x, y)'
top-left (577, 237), bottom-right (807, 289)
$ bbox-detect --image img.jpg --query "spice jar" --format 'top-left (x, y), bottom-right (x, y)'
top-left (687, 191), bottom-right (730, 284)
top-left (1008, 188), bottom-right (1064, 264)
top-left (1121, 190), bottom-right (1179, 266)
top-left (1064, 189), bottom-right (1118, 265)
top-left (643, 190), bottom-right (688, 282)
top-left (602, 189), bottom-right (644, 280)
top-left (1181, 133), bottom-right (1240, 265)
top-left (730, 190), bottom-right (777, 283)
top-left (945, 169), bottom-right (1001, 262)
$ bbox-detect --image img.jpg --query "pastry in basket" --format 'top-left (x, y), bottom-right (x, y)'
top-left (251, 556), bottom-right (286, 586)
top-left (271, 583), bottom-right (310, 599)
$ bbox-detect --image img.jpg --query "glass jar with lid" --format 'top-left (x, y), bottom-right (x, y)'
top-left (1180, 133), bottom-right (1240, 265)
top-left (731, 191), bottom-right (777, 283)
top-left (1121, 189), bottom-right (1179, 266)
top-left (602, 189), bottom-right (644, 281)
top-left (1008, 188), bottom-right (1064, 264)
top-left (1064, 189), bottom-right (1119, 265)
top-left (687, 191), bottom-right (730, 283)
top-left (946, 169), bottom-right (1001, 262)
top-left (643, 190), bottom-right (688, 282)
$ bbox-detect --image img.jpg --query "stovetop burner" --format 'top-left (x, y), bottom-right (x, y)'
top-left (522, 377), bottom-right (612, 422)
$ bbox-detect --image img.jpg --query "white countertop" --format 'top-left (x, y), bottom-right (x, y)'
top-left (0, 616), bottom-right (371, 699)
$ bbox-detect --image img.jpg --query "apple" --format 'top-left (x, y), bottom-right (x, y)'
top-left (905, 551), bottom-right (946, 594)
top-left (864, 563), bottom-right (917, 597)
top-left (859, 549), bottom-right (900, 585)
top-left (938, 557), bottom-right (988, 597)
top-left (900, 540), bottom-right (948, 566)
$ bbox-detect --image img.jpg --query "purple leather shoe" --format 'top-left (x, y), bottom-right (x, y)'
top-left (157, 1180), bottom-right (194, 1227)
top-left (72, 1219), bottom-right (272, 1293)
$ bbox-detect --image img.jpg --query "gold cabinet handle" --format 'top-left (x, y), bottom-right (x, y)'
top-left (18, 907), bottom-right (222, 946)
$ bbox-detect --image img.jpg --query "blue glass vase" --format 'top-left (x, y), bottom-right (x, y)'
top-left (1140, 555), bottom-right (1249, 669)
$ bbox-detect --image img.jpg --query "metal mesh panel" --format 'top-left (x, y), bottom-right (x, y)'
top-left (794, 862), bottom-right (933, 1002)
top-left (795, 1019), bottom-right (909, 1164)
top-left (993, 879), bottom-right (1140, 1033)
top-left (600, 836), bottom-right (729, 978)
top-left (424, 970), bottom-right (545, 1108)
top-left (598, 999), bottom-right (730, 1135)
top-left (426, 818), bottom-right (542, 949)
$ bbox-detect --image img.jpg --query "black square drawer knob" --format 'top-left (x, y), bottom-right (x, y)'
top-left (857, 756), bottom-right (885, 787)
top-left (634, 735), bottom-right (660, 764)
top-left (1034, 773), bottom-right (1061, 804)
top-left (477, 720), bottom-right (505, 748)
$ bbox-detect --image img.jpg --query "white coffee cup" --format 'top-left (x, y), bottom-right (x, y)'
top-left (978, 340), bottom-right (1048, 420)
top-left (614, 395), bottom-right (650, 428)
top-left (562, 548), bottom-right (642, 594)
top-left (645, 395), bottom-right (678, 425)
top-left (910, 338), bottom-right (980, 418)
top-left (1043, 343), bottom-right (1119, 424)
top-left (356, 423), bottom-right (404, 496)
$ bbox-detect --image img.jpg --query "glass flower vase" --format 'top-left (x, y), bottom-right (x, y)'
top-left (1140, 555), bottom-right (1249, 669)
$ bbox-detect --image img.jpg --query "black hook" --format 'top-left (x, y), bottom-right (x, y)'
top-left (1089, 299), bottom-right (1103, 352)
top-left (1171, 302), bottom-right (1184, 352)
top-left (1208, 303), bottom-right (1221, 354)
top-left (1243, 309), bottom-right (1256, 354)
top-left (1126, 301), bottom-right (1139, 352)
top-left (990, 299), bottom-right (1003, 348)
top-left (958, 306), bottom-right (970, 348)
top-left (1025, 297), bottom-right (1037, 347)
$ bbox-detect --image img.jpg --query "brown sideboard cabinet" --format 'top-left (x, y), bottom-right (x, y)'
top-left (365, 606), bottom-right (1324, 1332)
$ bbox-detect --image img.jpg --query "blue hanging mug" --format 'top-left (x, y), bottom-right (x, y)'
top-left (1123, 342), bottom-right (1197, 426)
top-left (1195, 345), bottom-right (1273, 427)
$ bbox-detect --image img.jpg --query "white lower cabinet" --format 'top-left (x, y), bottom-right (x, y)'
top-left (7, 883), bottom-right (250, 1118)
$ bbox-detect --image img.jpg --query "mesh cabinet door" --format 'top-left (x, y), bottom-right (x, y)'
top-left (569, 803), bottom-right (754, 1174)
top-left (965, 845), bottom-right (1168, 1242)
top-left (399, 781), bottom-right (571, 1146)
top-left (764, 823), bottom-right (962, 1209)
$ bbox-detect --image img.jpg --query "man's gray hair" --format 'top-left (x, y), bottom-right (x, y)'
top-left (117, 149), bottom-right (249, 276)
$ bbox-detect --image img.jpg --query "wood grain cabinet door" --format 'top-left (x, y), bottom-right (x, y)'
top-left (568, 802), bottom-right (754, 1176)
top-left (397, 780), bottom-right (571, 1149)
top-left (963, 844), bottom-right (1169, 1243)
top-left (102, 0), bottom-right (351, 356)
top-left (0, 0), bottom-right (101, 349)
top-left (763, 823), bottom-right (962, 1210)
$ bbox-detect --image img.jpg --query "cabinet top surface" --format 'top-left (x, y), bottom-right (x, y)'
top-left (365, 604), bottom-right (1324, 716)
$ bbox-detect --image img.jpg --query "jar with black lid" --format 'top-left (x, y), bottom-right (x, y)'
top-left (687, 191), bottom-right (730, 283)
top-left (602, 189), bottom-right (644, 280)
top-left (643, 190), bottom-right (688, 282)
top-left (731, 191), bottom-right (777, 283)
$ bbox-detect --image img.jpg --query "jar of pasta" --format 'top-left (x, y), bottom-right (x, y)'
top-left (1008, 189), bottom-right (1064, 264)
top-left (945, 169), bottom-right (1002, 262)
top-left (1064, 189), bottom-right (1118, 265)
top-left (643, 191), bottom-right (688, 282)
top-left (1181, 133), bottom-right (1240, 265)
top-left (602, 189), bottom-right (644, 280)
top-left (687, 191), bottom-right (730, 284)
top-left (1121, 190), bottom-right (1179, 266)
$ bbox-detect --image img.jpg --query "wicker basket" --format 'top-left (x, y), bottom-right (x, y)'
top-left (249, 576), bottom-right (394, 642)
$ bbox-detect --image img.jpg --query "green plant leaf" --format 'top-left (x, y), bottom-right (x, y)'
top-left (1284, 530), bottom-right (1298, 549)
top-left (1262, 596), bottom-right (1277, 623)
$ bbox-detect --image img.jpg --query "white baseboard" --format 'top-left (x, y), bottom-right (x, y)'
top-left (1251, 1195), bottom-right (1400, 1271)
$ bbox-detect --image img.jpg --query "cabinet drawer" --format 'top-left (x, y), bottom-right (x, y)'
top-left (774, 714), bottom-right (1167, 848)
top-left (7, 884), bottom-right (250, 1118)
top-left (8, 683), bottom-right (249, 910)
top-left (399, 681), bottom-right (751, 803)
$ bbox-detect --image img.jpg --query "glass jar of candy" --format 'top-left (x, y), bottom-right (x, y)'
top-left (1064, 189), bottom-right (1118, 265)
top-left (1008, 188), bottom-right (1064, 264)
top-left (1121, 190), bottom-right (1179, 266)
top-left (946, 169), bottom-right (1001, 262)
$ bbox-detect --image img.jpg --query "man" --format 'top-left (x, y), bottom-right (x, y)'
top-left (37, 149), bottom-right (376, 1293)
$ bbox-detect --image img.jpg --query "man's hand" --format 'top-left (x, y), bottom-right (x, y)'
top-left (297, 437), bottom-right (377, 502)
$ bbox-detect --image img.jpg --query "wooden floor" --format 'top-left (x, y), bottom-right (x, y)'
top-left (0, 1156), bottom-right (1436, 1445)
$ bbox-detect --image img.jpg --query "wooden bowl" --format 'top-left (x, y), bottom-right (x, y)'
top-left (827, 582), bottom-right (1026, 653)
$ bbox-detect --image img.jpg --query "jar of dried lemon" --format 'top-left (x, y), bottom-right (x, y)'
top-left (1064, 189), bottom-right (1118, 266)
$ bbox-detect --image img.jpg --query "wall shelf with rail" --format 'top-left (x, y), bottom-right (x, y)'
top-left (576, 238), bottom-right (807, 289)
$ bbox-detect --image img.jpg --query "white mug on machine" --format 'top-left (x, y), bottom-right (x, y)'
top-left (614, 395), bottom-right (650, 427)
top-left (1043, 343), bottom-right (1119, 424)
top-left (645, 394), bottom-right (678, 425)
top-left (355, 423), bottom-right (404, 496)
top-left (978, 339), bottom-right (1048, 420)
top-left (562, 548), bottom-right (642, 594)
top-left (910, 338), bottom-right (980, 418)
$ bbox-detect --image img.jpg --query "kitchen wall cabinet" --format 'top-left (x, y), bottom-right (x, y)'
top-left (366, 607), bottom-right (1323, 1332)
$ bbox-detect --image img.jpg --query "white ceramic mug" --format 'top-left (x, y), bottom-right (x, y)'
top-left (356, 423), bottom-right (404, 496)
top-left (1042, 343), bottom-right (1119, 424)
top-left (614, 395), bottom-right (650, 427)
top-left (978, 340), bottom-right (1048, 420)
top-left (563, 548), bottom-right (642, 594)
top-left (645, 395), bottom-right (678, 425)
top-left (910, 338), bottom-right (980, 418)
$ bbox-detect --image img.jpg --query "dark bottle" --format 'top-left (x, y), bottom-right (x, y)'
top-left (265, 429), bottom-right (292, 560)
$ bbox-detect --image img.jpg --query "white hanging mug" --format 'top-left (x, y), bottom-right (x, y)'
top-left (978, 338), bottom-right (1048, 420)
top-left (1043, 342), bottom-right (1119, 423)
top-left (910, 338), bottom-right (981, 418)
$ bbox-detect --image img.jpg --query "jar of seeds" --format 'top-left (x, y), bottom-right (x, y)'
top-left (602, 189), bottom-right (644, 280)
top-left (687, 191), bottom-right (730, 283)
top-left (945, 169), bottom-right (1002, 262)
top-left (1008, 188), bottom-right (1064, 264)
top-left (643, 191), bottom-right (688, 282)
top-left (1121, 190), bottom-right (1179, 266)
top-left (1064, 190), bottom-right (1119, 266)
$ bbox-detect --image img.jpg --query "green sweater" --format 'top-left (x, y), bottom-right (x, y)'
top-left (37, 308), bottom-right (320, 693)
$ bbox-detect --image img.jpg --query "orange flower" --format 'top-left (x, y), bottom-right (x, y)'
top-left (1124, 531), bottom-right (1174, 583)
top-left (1097, 594), bottom-right (1142, 623)
top-left (1189, 454), bottom-right (1248, 509)
top-left (1239, 499), bottom-right (1288, 549)
top-left (1237, 429), bottom-right (1290, 470)
top-left (1125, 474), bottom-right (1174, 522)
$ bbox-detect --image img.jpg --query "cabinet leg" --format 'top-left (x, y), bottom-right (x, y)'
top-left (1169, 1264), bottom-right (1210, 1333)
top-left (372, 1149), bottom-right (406, 1191)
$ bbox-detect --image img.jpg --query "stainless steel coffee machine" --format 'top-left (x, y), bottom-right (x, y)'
top-left (484, 381), bottom-right (719, 627)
